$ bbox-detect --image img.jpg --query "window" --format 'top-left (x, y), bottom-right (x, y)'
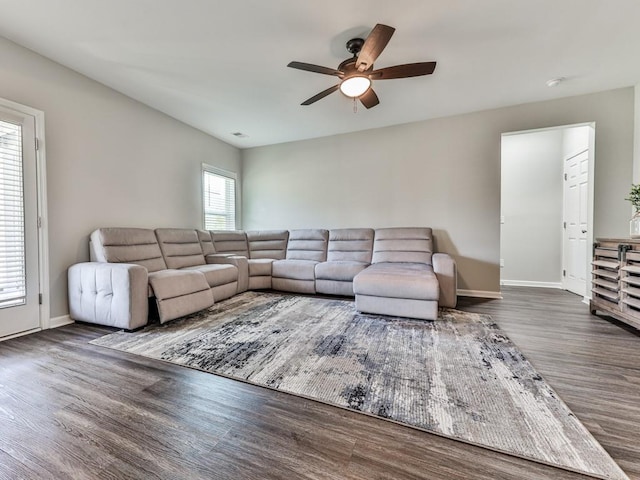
top-left (202, 164), bottom-right (237, 231)
top-left (0, 119), bottom-right (26, 308)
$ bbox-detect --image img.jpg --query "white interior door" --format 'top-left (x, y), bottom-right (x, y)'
top-left (563, 149), bottom-right (589, 296)
top-left (0, 106), bottom-right (40, 338)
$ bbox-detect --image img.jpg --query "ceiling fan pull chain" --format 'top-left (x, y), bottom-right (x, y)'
top-left (353, 97), bottom-right (358, 113)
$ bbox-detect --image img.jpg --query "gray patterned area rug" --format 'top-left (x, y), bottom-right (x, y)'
top-left (91, 291), bottom-right (628, 480)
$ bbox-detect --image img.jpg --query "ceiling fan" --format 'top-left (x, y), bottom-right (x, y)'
top-left (287, 24), bottom-right (437, 109)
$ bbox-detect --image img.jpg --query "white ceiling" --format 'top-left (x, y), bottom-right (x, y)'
top-left (1, 0), bottom-right (639, 148)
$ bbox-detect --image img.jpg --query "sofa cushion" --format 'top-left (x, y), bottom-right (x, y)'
top-left (327, 228), bottom-right (374, 263)
top-left (353, 263), bottom-right (439, 301)
top-left (148, 269), bottom-right (210, 299)
top-left (315, 279), bottom-right (355, 297)
top-left (248, 258), bottom-right (273, 277)
top-left (204, 255), bottom-right (248, 293)
top-left (197, 230), bottom-right (216, 256)
top-left (211, 230), bottom-right (249, 257)
top-left (90, 228), bottom-right (167, 273)
top-left (286, 229), bottom-right (329, 262)
top-left (315, 261), bottom-right (369, 282)
top-left (247, 230), bottom-right (289, 260)
top-left (272, 259), bottom-right (317, 281)
top-left (147, 269), bottom-right (214, 324)
top-left (183, 263), bottom-right (238, 288)
top-left (155, 228), bottom-right (206, 269)
top-left (271, 277), bottom-right (315, 294)
top-left (372, 227), bottom-right (433, 265)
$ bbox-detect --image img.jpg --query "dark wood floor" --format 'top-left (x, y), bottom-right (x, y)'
top-left (0, 287), bottom-right (638, 480)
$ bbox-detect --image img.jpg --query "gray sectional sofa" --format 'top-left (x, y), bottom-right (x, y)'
top-left (68, 227), bottom-right (457, 330)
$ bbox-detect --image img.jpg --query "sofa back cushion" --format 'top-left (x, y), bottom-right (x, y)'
top-left (155, 228), bottom-right (206, 269)
top-left (286, 229), bottom-right (329, 262)
top-left (372, 227), bottom-right (433, 265)
top-left (327, 228), bottom-right (374, 264)
top-left (196, 230), bottom-right (216, 256)
top-left (90, 228), bottom-right (167, 273)
top-left (246, 230), bottom-right (289, 260)
top-left (211, 230), bottom-right (249, 257)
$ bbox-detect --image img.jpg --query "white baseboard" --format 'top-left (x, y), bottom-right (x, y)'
top-left (1, 315), bottom-right (74, 342)
top-left (49, 315), bottom-right (74, 329)
top-left (500, 280), bottom-right (562, 289)
top-left (0, 327), bottom-right (41, 342)
top-left (457, 289), bottom-right (503, 300)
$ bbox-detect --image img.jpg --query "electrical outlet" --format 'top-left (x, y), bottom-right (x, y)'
top-left (500, 258), bottom-right (504, 267)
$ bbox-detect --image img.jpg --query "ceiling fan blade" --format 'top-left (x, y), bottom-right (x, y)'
top-left (370, 62), bottom-right (437, 80)
top-left (301, 84), bottom-right (341, 105)
top-left (287, 61), bottom-right (343, 77)
top-left (356, 24), bottom-right (395, 72)
top-left (359, 88), bottom-right (380, 109)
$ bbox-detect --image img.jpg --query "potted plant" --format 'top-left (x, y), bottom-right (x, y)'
top-left (626, 184), bottom-right (640, 237)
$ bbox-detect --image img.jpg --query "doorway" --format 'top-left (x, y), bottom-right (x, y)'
top-left (500, 123), bottom-right (595, 299)
top-left (0, 99), bottom-right (48, 340)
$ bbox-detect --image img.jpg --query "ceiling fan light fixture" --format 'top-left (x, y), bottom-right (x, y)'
top-left (340, 76), bottom-right (371, 98)
top-left (288, 23), bottom-right (436, 108)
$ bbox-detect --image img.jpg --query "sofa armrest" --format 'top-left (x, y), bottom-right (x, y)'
top-left (206, 254), bottom-right (249, 293)
top-left (68, 262), bottom-right (149, 330)
top-left (205, 253), bottom-right (235, 262)
top-left (433, 253), bottom-right (457, 308)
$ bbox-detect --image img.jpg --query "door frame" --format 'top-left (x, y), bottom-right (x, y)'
top-left (0, 96), bottom-right (50, 338)
top-left (500, 122), bottom-right (595, 303)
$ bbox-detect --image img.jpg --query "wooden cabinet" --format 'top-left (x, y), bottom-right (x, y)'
top-left (590, 238), bottom-right (640, 329)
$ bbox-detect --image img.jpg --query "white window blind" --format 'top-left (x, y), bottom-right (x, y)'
top-left (0, 120), bottom-right (26, 308)
top-left (203, 165), bottom-right (236, 231)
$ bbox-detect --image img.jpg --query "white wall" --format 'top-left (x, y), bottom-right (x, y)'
top-left (0, 36), bottom-right (241, 318)
top-left (243, 88), bottom-right (634, 295)
top-left (563, 125), bottom-right (591, 159)
top-left (500, 130), bottom-right (564, 285)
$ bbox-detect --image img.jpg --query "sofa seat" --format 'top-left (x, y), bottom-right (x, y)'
top-left (315, 261), bottom-right (369, 282)
top-left (315, 261), bottom-right (369, 296)
top-left (148, 269), bottom-right (214, 324)
top-left (182, 263), bottom-right (238, 301)
top-left (272, 259), bottom-right (319, 294)
top-left (204, 254), bottom-right (248, 294)
top-left (154, 228), bottom-right (241, 304)
top-left (353, 262), bottom-right (440, 320)
top-left (183, 263), bottom-right (238, 287)
top-left (245, 258), bottom-right (272, 290)
top-left (249, 258), bottom-right (273, 277)
top-left (354, 263), bottom-right (439, 300)
top-left (272, 259), bottom-right (317, 280)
